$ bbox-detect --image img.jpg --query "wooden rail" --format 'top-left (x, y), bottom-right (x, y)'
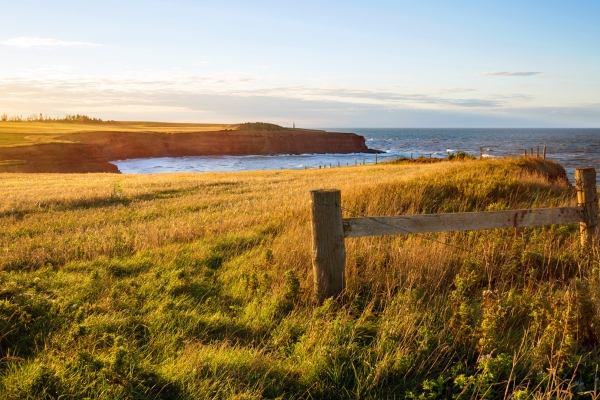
top-left (310, 168), bottom-right (599, 303)
top-left (344, 207), bottom-right (583, 237)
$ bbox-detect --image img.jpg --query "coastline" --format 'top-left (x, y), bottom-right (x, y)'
top-left (111, 151), bottom-right (389, 174)
top-left (0, 127), bottom-right (379, 173)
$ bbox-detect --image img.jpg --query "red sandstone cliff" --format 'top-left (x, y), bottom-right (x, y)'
top-left (0, 128), bottom-right (374, 173)
top-left (0, 143), bottom-right (119, 173)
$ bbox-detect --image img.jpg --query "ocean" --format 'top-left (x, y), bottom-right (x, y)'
top-left (112, 128), bottom-right (600, 182)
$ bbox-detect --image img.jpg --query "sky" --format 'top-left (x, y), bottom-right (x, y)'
top-left (1, 0), bottom-right (599, 127)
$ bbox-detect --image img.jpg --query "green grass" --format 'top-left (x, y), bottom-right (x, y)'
top-left (1, 158), bottom-right (599, 399)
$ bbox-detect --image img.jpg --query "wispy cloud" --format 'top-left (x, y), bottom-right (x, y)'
top-left (58, 105), bottom-right (194, 113)
top-left (1, 75), bottom-right (597, 127)
top-left (0, 37), bottom-right (101, 48)
top-left (479, 71), bottom-right (542, 77)
top-left (0, 75), bottom-right (531, 112)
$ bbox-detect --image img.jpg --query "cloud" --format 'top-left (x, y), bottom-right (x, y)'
top-left (58, 105), bottom-right (195, 113)
top-left (438, 88), bottom-right (476, 94)
top-left (479, 71), bottom-right (542, 77)
top-left (1, 76), bottom-right (599, 127)
top-left (242, 87), bottom-right (506, 108)
top-left (0, 37), bottom-right (101, 48)
top-left (0, 76), bottom-right (529, 114)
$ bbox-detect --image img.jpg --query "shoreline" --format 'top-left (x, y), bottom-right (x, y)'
top-left (111, 152), bottom-right (391, 174)
top-left (0, 125), bottom-right (379, 173)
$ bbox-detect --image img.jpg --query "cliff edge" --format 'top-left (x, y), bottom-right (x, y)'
top-left (0, 125), bottom-right (375, 173)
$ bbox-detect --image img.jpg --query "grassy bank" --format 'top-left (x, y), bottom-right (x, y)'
top-left (0, 121), bottom-right (235, 147)
top-left (1, 158), bottom-right (599, 399)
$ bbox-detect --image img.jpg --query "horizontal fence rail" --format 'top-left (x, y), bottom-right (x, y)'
top-left (343, 206), bottom-right (584, 238)
top-left (310, 167), bottom-right (599, 303)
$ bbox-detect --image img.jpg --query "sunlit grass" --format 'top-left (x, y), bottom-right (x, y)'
top-left (1, 158), bottom-right (599, 399)
top-left (0, 121), bottom-right (236, 147)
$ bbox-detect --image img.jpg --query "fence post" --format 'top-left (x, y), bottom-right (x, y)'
top-left (575, 168), bottom-right (599, 247)
top-left (543, 146), bottom-right (547, 164)
top-left (310, 189), bottom-right (346, 303)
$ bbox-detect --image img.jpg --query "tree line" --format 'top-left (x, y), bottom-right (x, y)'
top-left (0, 113), bottom-right (113, 123)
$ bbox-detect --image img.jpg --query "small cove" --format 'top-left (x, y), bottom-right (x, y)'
top-left (112, 128), bottom-right (600, 183)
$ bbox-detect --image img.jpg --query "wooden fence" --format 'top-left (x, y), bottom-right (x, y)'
top-left (310, 168), bottom-right (599, 302)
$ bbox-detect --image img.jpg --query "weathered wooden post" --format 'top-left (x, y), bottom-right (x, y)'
top-left (536, 146), bottom-right (540, 157)
top-left (543, 146), bottom-right (547, 163)
top-left (310, 189), bottom-right (346, 303)
top-left (523, 150), bottom-right (527, 158)
top-left (575, 168), bottom-right (599, 247)
top-left (375, 154), bottom-right (378, 164)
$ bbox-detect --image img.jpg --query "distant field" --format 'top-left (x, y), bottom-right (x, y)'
top-left (0, 121), bottom-right (236, 147)
top-left (2, 158), bottom-right (599, 399)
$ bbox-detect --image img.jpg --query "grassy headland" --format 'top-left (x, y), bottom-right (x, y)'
top-left (0, 121), bottom-right (370, 173)
top-left (0, 121), bottom-right (235, 147)
top-left (1, 157), bottom-right (599, 399)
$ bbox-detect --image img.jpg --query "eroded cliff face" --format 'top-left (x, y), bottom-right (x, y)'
top-left (0, 143), bottom-right (120, 173)
top-left (0, 129), bottom-right (373, 173)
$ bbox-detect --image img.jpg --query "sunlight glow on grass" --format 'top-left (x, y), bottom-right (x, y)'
top-left (1, 158), bottom-right (598, 398)
top-left (0, 121), bottom-right (236, 147)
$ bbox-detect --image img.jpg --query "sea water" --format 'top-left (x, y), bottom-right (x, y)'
top-left (112, 128), bottom-right (600, 182)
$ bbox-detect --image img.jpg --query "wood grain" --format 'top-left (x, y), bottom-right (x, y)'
top-left (343, 206), bottom-right (583, 238)
top-left (311, 189), bottom-right (346, 302)
top-left (575, 168), bottom-right (598, 246)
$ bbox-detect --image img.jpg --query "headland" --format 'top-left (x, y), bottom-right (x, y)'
top-left (0, 121), bottom-right (377, 173)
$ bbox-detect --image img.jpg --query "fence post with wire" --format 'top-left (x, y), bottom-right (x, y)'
top-left (310, 167), bottom-right (598, 303)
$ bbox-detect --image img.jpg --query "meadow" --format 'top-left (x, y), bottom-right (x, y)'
top-left (0, 121), bottom-right (234, 147)
top-left (1, 157), bottom-right (599, 399)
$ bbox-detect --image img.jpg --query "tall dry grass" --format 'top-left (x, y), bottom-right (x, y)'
top-left (1, 157), bottom-right (599, 399)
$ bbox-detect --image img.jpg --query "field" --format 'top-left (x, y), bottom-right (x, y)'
top-left (0, 121), bottom-right (235, 147)
top-left (1, 158), bottom-right (600, 399)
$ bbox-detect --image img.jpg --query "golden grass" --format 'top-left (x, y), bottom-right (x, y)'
top-left (1, 158), bottom-right (599, 399)
top-left (0, 121), bottom-right (236, 147)
top-left (0, 162), bottom-right (452, 271)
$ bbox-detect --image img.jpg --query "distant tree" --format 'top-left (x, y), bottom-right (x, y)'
top-left (0, 113), bottom-right (105, 123)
